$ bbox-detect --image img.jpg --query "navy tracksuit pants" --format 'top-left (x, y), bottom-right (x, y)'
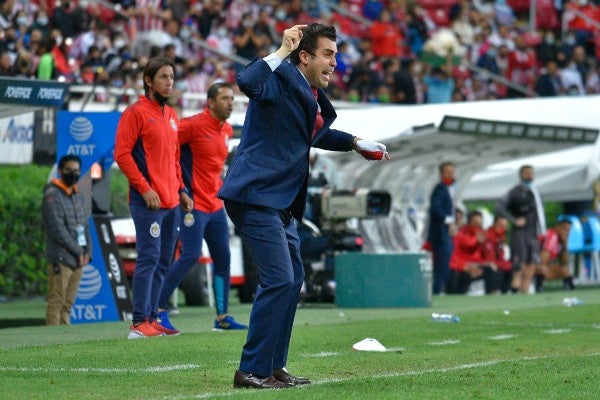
top-left (130, 204), bottom-right (180, 324)
top-left (224, 200), bottom-right (304, 378)
top-left (158, 208), bottom-right (231, 315)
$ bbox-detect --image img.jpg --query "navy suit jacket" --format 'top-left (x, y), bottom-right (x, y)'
top-left (427, 182), bottom-right (453, 244)
top-left (218, 58), bottom-right (354, 220)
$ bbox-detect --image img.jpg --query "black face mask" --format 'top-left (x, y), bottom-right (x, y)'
top-left (154, 90), bottom-right (169, 107)
top-left (62, 171), bottom-right (80, 186)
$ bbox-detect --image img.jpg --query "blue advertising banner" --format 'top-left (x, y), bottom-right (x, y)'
top-left (71, 217), bottom-right (121, 323)
top-left (56, 111), bottom-right (120, 176)
top-left (0, 77), bottom-right (68, 107)
top-left (71, 216), bottom-right (133, 324)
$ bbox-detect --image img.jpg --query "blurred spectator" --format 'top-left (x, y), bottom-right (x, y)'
top-left (535, 218), bottom-right (576, 292)
top-left (369, 8), bottom-right (404, 59)
top-left (488, 24), bottom-right (515, 51)
top-left (0, 50), bottom-right (13, 76)
top-left (392, 57), bottom-right (419, 104)
top-left (447, 210), bottom-right (498, 295)
top-left (36, 36), bottom-right (55, 80)
top-left (585, 60), bottom-right (600, 93)
top-left (0, 0), bottom-right (17, 29)
top-left (233, 12), bottom-right (269, 65)
top-left (423, 64), bottom-right (455, 103)
top-left (2, 0), bottom-right (600, 108)
top-left (363, 0), bottom-right (385, 21)
top-left (347, 64), bottom-right (380, 102)
top-left (404, 4), bottom-right (430, 57)
top-left (564, 0), bottom-right (598, 48)
top-left (206, 19), bottom-right (234, 55)
top-left (572, 45), bottom-right (592, 83)
top-left (560, 56), bottom-right (586, 95)
top-left (534, 59), bottom-right (564, 96)
top-left (482, 214), bottom-right (513, 293)
top-left (50, 0), bottom-right (87, 39)
top-left (193, 0), bottom-right (224, 39)
top-left (536, 30), bottom-right (559, 65)
top-left (506, 35), bottom-right (538, 98)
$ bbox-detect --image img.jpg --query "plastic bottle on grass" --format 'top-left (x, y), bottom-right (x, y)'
top-left (562, 297), bottom-right (584, 307)
top-left (431, 313), bottom-right (460, 322)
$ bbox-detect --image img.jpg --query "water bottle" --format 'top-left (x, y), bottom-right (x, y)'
top-left (431, 313), bottom-right (460, 322)
top-left (562, 297), bottom-right (584, 307)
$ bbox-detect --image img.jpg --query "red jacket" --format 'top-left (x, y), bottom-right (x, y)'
top-left (114, 96), bottom-right (184, 209)
top-left (450, 225), bottom-right (484, 272)
top-left (482, 226), bottom-right (512, 271)
top-left (179, 108), bottom-right (233, 213)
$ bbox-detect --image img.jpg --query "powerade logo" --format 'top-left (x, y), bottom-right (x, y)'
top-left (77, 264), bottom-right (103, 300)
top-left (4, 86), bottom-right (32, 99)
top-left (67, 116), bottom-right (96, 156)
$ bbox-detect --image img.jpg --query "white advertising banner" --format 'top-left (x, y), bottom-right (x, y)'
top-left (0, 112), bottom-right (34, 164)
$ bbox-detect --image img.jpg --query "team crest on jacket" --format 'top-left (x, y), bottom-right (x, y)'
top-left (170, 118), bottom-right (177, 131)
top-left (149, 222), bottom-right (160, 238)
top-left (183, 212), bottom-right (195, 227)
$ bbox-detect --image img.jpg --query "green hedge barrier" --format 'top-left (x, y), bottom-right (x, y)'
top-left (0, 166), bottom-right (130, 299)
top-left (0, 165), bottom-right (52, 299)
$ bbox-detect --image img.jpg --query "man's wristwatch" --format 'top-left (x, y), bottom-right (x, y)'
top-left (352, 136), bottom-right (361, 151)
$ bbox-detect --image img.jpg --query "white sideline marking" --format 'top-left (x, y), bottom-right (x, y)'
top-left (0, 364), bottom-right (200, 374)
top-left (489, 334), bottom-right (517, 340)
top-left (543, 328), bottom-right (571, 334)
top-left (385, 347), bottom-right (406, 352)
top-left (428, 339), bottom-right (460, 346)
top-left (177, 353), bottom-right (600, 399)
top-left (302, 351), bottom-right (340, 358)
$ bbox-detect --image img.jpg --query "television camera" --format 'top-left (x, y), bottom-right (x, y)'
top-left (299, 173), bottom-right (391, 303)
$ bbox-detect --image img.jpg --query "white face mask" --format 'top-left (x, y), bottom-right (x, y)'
top-left (37, 15), bottom-right (49, 26)
top-left (180, 28), bottom-right (191, 40)
top-left (275, 10), bottom-right (286, 20)
top-left (216, 27), bottom-right (227, 38)
top-left (114, 38), bottom-right (126, 49)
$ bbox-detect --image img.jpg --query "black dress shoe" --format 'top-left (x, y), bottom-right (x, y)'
top-left (273, 368), bottom-right (311, 385)
top-left (233, 369), bottom-right (292, 389)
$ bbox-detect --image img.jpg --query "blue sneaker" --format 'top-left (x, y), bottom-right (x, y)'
top-left (157, 310), bottom-right (178, 331)
top-left (213, 315), bottom-right (248, 331)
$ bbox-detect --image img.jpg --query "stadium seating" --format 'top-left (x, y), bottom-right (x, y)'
top-left (560, 214), bottom-right (600, 283)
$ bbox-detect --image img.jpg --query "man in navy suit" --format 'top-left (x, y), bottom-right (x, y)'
top-left (219, 23), bottom-right (389, 389)
top-left (427, 161), bottom-right (457, 295)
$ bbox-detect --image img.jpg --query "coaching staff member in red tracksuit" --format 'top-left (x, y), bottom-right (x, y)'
top-left (218, 24), bottom-right (390, 389)
top-left (115, 56), bottom-right (193, 339)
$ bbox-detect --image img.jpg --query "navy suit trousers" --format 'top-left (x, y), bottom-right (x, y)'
top-left (224, 200), bottom-right (304, 377)
top-left (431, 237), bottom-right (453, 295)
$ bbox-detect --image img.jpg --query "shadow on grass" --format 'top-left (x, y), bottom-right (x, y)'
top-left (0, 319), bottom-right (45, 329)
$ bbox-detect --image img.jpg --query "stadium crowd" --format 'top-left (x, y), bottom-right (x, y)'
top-left (1, 0), bottom-right (600, 105)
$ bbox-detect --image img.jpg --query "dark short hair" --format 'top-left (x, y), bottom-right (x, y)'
top-left (58, 154), bottom-right (82, 169)
top-left (493, 214), bottom-right (508, 224)
top-left (438, 161), bottom-right (454, 174)
top-left (207, 82), bottom-right (233, 101)
top-left (519, 164), bottom-right (533, 175)
top-left (143, 56), bottom-right (175, 96)
top-left (289, 23), bottom-right (337, 66)
top-left (467, 210), bottom-right (483, 223)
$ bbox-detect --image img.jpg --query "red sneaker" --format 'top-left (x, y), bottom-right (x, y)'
top-left (128, 319), bottom-right (166, 339)
top-left (150, 319), bottom-right (181, 336)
